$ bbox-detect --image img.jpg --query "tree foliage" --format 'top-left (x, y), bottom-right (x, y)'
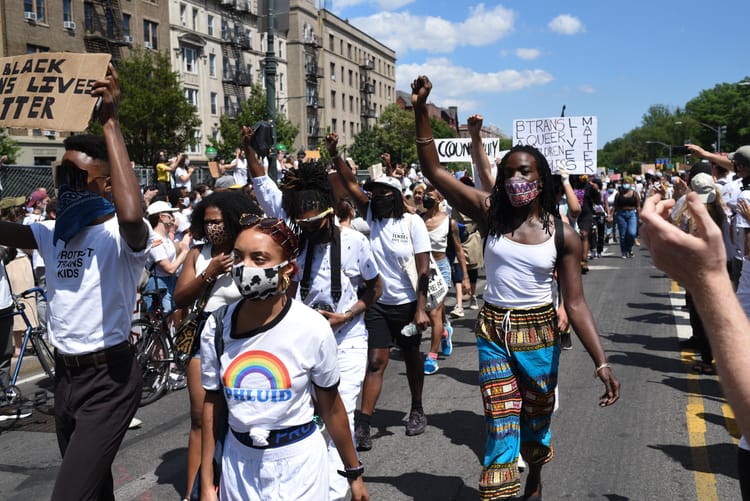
top-left (209, 83), bottom-right (298, 162)
top-left (0, 129), bottom-right (19, 163)
top-left (348, 126), bottom-right (382, 169)
top-left (103, 48), bottom-right (201, 167)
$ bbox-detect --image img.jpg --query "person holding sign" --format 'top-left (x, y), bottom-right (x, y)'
top-left (411, 75), bottom-right (620, 501)
top-left (0, 63), bottom-right (151, 500)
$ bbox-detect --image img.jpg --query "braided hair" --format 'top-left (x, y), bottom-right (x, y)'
top-left (487, 144), bottom-right (560, 237)
top-left (279, 161), bottom-right (334, 219)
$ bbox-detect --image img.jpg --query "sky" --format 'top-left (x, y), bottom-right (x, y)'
top-left (327, 0), bottom-right (750, 147)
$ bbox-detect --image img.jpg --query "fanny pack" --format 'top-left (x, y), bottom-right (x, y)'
top-left (231, 420), bottom-right (316, 449)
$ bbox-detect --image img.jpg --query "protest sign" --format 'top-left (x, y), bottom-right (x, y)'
top-left (368, 162), bottom-right (383, 180)
top-left (512, 116), bottom-right (597, 174)
top-left (435, 137), bottom-right (506, 163)
top-left (0, 52), bottom-right (111, 132)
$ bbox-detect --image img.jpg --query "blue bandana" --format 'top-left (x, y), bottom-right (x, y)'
top-left (53, 185), bottom-right (116, 245)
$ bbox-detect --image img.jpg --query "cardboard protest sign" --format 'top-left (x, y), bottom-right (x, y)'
top-left (0, 52), bottom-right (111, 132)
top-left (512, 116), bottom-right (597, 174)
top-left (435, 137), bottom-right (506, 163)
top-left (368, 162), bottom-right (383, 180)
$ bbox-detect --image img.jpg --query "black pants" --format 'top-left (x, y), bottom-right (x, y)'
top-left (52, 343), bottom-right (141, 501)
top-left (685, 292), bottom-right (713, 364)
top-left (740, 446), bottom-right (750, 500)
top-left (0, 305), bottom-right (13, 388)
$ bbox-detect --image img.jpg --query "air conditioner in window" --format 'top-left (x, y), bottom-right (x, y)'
top-left (64, 21), bottom-right (76, 30)
top-left (42, 130), bottom-right (56, 137)
top-left (144, 41), bottom-right (153, 49)
top-left (123, 35), bottom-right (133, 44)
top-left (24, 11), bottom-right (36, 21)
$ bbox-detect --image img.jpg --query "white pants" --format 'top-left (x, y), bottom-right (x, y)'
top-left (220, 429), bottom-right (328, 501)
top-left (328, 336), bottom-right (367, 501)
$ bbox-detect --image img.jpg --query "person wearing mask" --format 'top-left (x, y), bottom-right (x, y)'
top-left (154, 150), bottom-right (175, 195)
top-left (173, 153), bottom-right (195, 192)
top-left (612, 176), bottom-right (640, 258)
top-left (222, 148), bottom-right (248, 187)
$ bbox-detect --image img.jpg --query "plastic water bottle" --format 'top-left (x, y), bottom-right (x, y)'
top-left (401, 323), bottom-right (420, 337)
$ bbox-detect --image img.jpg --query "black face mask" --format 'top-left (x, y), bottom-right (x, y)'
top-left (422, 197), bottom-right (437, 210)
top-left (370, 194), bottom-right (394, 218)
top-left (304, 219), bottom-right (333, 244)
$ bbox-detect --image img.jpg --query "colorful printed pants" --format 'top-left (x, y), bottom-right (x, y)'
top-left (475, 303), bottom-right (560, 500)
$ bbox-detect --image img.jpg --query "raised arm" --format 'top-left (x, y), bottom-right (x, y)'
top-left (467, 115), bottom-right (495, 192)
top-left (412, 76), bottom-right (487, 225)
top-left (325, 133), bottom-right (369, 216)
top-left (241, 126), bottom-right (283, 217)
top-left (687, 144), bottom-right (733, 172)
top-left (560, 169), bottom-right (581, 219)
top-left (94, 63), bottom-right (149, 251)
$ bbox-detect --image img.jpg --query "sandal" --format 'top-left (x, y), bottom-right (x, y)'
top-left (691, 362), bottom-right (716, 375)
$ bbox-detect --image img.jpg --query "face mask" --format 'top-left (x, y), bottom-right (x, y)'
top-left (422, 197), bottom-right (437, 210)
top-left (232, 261), bottom-right (288, 300)
top-left (182, 197), bottom-right (190, 207)
top-left (159, 156), bottom-right (167, 163)
top-left (205, 222), bottom-right (229, 247)
top-left (303, 220), bottom-right (332, 244)
top-left (370, 193), bottom-right (394, 218)
top-left (205, 189), bottom-right (213, 197)
top-left (184, 159), bottom-right (190, 166)
top-left (622, 184), bottom-right (631, 190)
top-left (504, 178), bottom-right (540, 207)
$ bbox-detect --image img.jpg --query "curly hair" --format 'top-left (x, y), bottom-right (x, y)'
top-left (278, 161), bottom-right (334, 219)
top-left (64, 135), bottom-right (109, 163)
top-left (190, 191), bottom-right (262, 241)
top-left (487, 144), bottom-right (560, 236)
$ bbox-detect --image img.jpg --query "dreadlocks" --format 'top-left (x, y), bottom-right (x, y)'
top-left (279, 161), bottom-right (335, 219)
top-left (487, 144), bottom-right (560, 237)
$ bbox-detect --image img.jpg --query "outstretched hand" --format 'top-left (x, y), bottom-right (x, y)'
top-left (325, 132), bottom-right (339, 156)
top-left (411, 76), bottom-right (432, 107)
top-left (91, 63), bottom-right (120, 125)
top-left (240, 126), bottom-right (254, 152)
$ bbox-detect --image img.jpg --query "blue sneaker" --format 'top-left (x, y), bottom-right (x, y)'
top-left (441, 325), bottom-right (454, 356)
top-left (424, 356), bottom-right (439, 375)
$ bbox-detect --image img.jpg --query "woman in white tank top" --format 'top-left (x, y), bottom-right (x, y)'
top-left (412, 76), bottom-right (620, 501)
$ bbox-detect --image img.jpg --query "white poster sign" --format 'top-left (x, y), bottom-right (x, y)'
top-left (512, 116), bottom-right (597, 174)
top-left (435, 137), bottom-right (504, 163)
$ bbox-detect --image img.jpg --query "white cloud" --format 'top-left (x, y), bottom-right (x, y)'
top-left (331, 0), bottom-right (414, 11)
top-left (548, 14), bottom-right (585, 35)
top-left (396, 58), bottom-right (554, 108)
top-left (351, 4), bottom-right (516, 55)
top-left (514, 48), bottom-right (541, 60)
top-left (579, 84), bottom-right (596, 94)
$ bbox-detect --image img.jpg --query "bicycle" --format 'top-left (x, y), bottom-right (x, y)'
top-left (129, 288), bottom-right (191, 406)
top-left (0, 287), bottom-right (54, 406)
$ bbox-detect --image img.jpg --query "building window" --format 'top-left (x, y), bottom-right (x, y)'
top-left (330, 91), bottom-right (335, 109)
top-left (208, 53), bottom-right (216, 77)
top-left (183, 47), bottom-right (198, 73)
top-left (349, 95), bottom-right (353, 113)
top-left (207, 15), bottom-right (214, 36)
top-left (341, 93), bottom-right (345, 109)
top-left (84, 2), bottom-right (93, 30)
top-left (348, 69), bottom-right (353, 87)
top-left (278, 40), bottom-right (283, 58)
top-left (122, 14), bottom-right (131, 38)
top-left (340, 40), bottom-right (343, 55)
top-left (341, 67), bottom-right (344, 83)
top-left (180, 4), bottom-right (186, 26)
top-left (26, 44), bottom-right (49, 53)
top-left (350, 121), bottom-right (354, 138)
top-left (210, 92), bottom-right (218, 114)
top-left (186, 129), bottom-right (201, 154)
top-left (279, 72), bottom-right (284, 91)
top-left (329, 34), bottom-right (334, 51)
top-left (347, 43), bottom-right (352, 59)
top-left (144, 20), bottom-right (158, 49)
top-left (192, 8), bottom-right (198, 30)
top-left (185, 87), bottom-right (198, 107)
top-left (330, 63), bottom-right (335, 81)
top-left (332, 119), bottom-right (337, 132)
top-left (24, 0), bottom-right (45, 22)
top-left (63, 0), bottom-right (72, 22)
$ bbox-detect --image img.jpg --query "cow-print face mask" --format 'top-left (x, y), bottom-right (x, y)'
top-left (231, 261), bottom-right (288, 300)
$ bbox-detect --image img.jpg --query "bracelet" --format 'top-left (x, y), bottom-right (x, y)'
top-left (344, 309), bottom-right (355, 321)
top-left (337, 461), bottom-right (364, 480)
top-left (593, 362), bottom-right (611, 378)
top-left (200, 271), bottom-right (215, 284)
top-left (416, 136), bottom-right (434, 145)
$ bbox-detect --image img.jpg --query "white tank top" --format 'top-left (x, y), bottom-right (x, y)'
top-left (428, 216), bottom-right (449, 253)
top-left (483, 232), bottom-right (556, 308)
top-left (195, 244), bottom-right (243, 312)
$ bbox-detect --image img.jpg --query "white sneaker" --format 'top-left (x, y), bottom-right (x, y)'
top-left (450, 305), bottom-right (464, 318)
top-left (517, 455), bottom-right (527, 472)
top-left (469, 296), bottom-right (479, 310)
top-left (128, 417), bottom-right (142, 429)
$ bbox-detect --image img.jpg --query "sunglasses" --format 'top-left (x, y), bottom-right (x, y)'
top-left (294, 207), bottom-right (333, 224)
top-left (238, 214), bottom-right (299, 258)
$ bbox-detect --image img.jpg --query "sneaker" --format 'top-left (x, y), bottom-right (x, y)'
top-left (450, 304), bottom-right (464, 318)
top-left (628, 251), bottom-right (635, 258)
top-left (424, 356), bottom-right (439, 375)
top-left (622, 254), bottom-right (628, 259)
top-left (355, 421), bottom-right (372, 451)
top-left (128, 417), bottom-right (143, 429)
top-left (560, 331), bottom-right (573, 350)
top-left (0, 404), bottom-right (32, 422)
top-left (405, 409), bottom-right (427, 436)
top-left (635, 238), bottom-right (641, 246)
top-left (441, 326), bottom-right (454, 357)
top-left (168, 372), bottom-right (187, 391)
top-left (517, 455), bottom-right (527, 472)
top-left (469, 296), bottom-right (479, 310)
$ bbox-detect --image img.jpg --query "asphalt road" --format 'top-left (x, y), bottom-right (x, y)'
top-left (0, 242), bottom-right (742, 500)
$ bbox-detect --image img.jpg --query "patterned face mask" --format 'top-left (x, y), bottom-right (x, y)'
top-left (504, 178), bottom-right (540, 207)
top-left (205, 222), bottom-right (229, 247)
top-left (231, 261), bottom-right (288, 300)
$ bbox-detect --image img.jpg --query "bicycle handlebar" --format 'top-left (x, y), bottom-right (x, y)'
top-left (17, 287), bottom-right (47, 301)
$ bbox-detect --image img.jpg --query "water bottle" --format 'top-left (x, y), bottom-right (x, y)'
top-left (401, 323), bottom-right (420, 337)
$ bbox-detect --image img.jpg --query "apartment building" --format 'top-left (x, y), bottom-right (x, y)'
top-left (286, 0), bottom-right (396, 151)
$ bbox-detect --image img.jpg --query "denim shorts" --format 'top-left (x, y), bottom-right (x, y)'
top-left (435, 256), bottom-right (452, 287)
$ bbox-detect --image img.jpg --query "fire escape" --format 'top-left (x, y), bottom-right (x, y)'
top-left (82, 0), bottom-right (128, 63)
top-left (303, 29), bottom-right (323, 147)
top-left (220, 0), bottom-right (255, 118)
top-left (359, 58), bottom-right (376, 129)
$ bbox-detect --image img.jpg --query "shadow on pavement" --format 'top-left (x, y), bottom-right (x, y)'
top-left (153, 447), bottom-right (188, 498)
top-left (658, 375), bottom-right (726, 403)
top-left (648, 442), bottom-right (739, 480)
top-left (365, 471), bottom-right (480, 501)
top-left (698, 411), bottom-right (741, 440)
top-left (437, 366), bottom-right (479, 387)
top-left (605, 331), bottom-right (686, 353)
top-left (427, 409), bottom-right (485, 462)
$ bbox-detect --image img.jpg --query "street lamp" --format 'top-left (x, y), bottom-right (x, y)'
top-left (645, 140), bottom-right (672, 169)
top-left (700, 123), bottom-right (726, 152)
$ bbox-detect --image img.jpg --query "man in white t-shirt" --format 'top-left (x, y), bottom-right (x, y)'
top-left (0, 66), bottom-right (151, 500)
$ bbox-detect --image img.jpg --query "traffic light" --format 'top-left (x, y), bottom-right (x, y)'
top-left (720, 125), bottom-right (727, 136)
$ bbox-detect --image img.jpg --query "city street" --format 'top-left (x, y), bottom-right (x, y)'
top-left (0, 242), bottom-right (741, 500)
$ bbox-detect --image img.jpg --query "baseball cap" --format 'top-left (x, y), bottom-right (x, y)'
top-left (728, 145), bottom-right (750, 165)
top-left (146, 200), bottom-right (179, 216)
top-left (690, 173), bottom-right (717, 204)
top-left (364, 176), bottom-right (403, 193)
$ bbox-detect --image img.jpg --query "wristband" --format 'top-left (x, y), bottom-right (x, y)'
top-left (337, 461), bottom-right (364, 479)
top-left (200, 271), bottom-right (215, 284)
top-left (593, 362), bottom-right (611, 378)
top-left (344, 309), bottom-right (354, 321)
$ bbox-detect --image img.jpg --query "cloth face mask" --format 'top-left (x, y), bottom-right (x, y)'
top-left (504, 179), bottom-right (540, 207)
top-left (232, 261), bottom-right (288, 300)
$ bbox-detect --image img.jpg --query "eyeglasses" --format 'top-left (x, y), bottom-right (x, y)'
top-left (294, 207), bottom-right (333, 224)
top-left (238, 213), bottom-right (299, 258)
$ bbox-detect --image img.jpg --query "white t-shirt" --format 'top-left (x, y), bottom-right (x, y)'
top-left (0, 261), bottom-right (11, 310)
top-left (201, 299), bottom-right (340, 431)
top-left (30, 217), bottom-right (151, 354)
top-left (146, 235), bottom-right (177, 277)
top-left (293, 226), bottom-right (378, 342)
top-left (174, 166), bottom-right (192, 191)
top-left (233, 158), bottom-right (248, 186)
top-left (366, 211), bottom-right (430, 305)
top-left (195, 244), bottom-right (242, 312)
top-left (251, 175), bottom-right (283, 218)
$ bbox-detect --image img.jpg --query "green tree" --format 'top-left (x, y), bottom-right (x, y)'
top-left (102, 48), bottom-right (201, 167)
top-left (0, 129), bottom-right (19, 163)
top-left (429, 116), bottom-right (458, 140)
top-left (376, 104), bottom-right (416, 165)
top-left (210, 83), bottom-right (298, 161)
top-left (348, 126), bottom-right (382, 169)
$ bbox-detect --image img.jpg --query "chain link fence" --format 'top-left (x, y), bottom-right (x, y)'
top-left (0, 165), bottom-right (216, 199)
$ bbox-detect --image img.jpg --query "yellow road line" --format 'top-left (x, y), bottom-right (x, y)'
top-left (722, 404), bottom-right (740, 445)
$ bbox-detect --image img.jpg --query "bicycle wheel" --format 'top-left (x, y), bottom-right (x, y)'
top-left (130, 320), bottom-right (170, 406)
top-left (30, 330), bottom-right (55, 379)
